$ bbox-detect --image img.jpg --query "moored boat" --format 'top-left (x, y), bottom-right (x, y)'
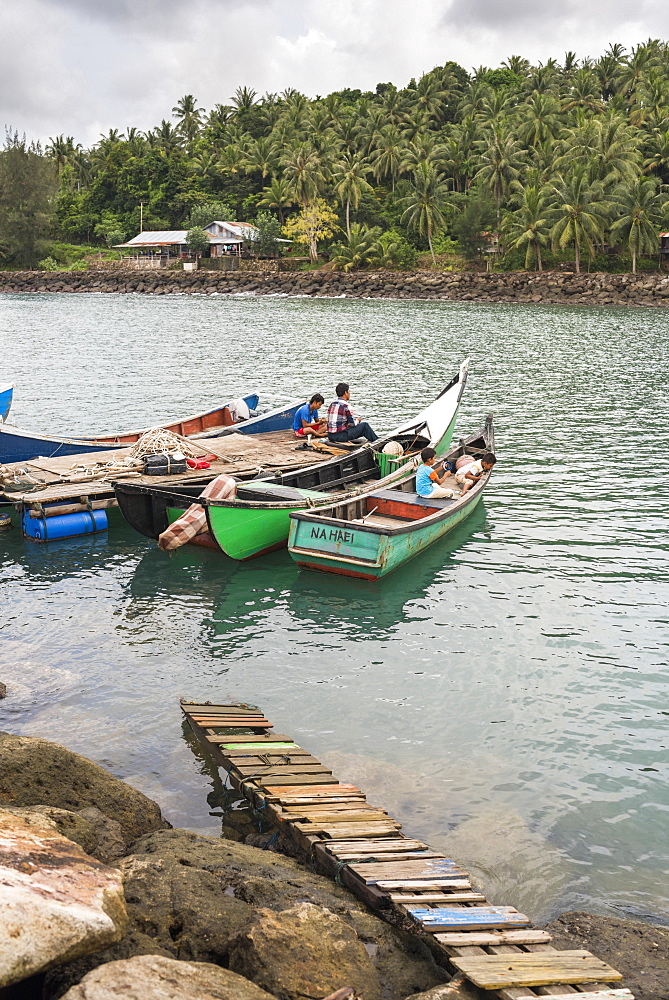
top-left (114, 361), bottom-right (469, 560)
top-left (0, 394), bottom-right (302, 464)
top-left (287, 416), bottom-right (494, 579)
top-left (0, 383), bottom-right (13, 423)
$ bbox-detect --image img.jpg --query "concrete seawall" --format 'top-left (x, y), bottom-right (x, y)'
top-left (3, 268), bottom-right (669, 307)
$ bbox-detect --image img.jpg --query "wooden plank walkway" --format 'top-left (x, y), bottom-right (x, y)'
top-left (181, 700), bottom-right (630, 999)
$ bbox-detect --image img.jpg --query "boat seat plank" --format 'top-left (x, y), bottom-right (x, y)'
top-left (367, 488), bottom-right (458, 509)
top-left (450, 951), bottom-right (623, 989)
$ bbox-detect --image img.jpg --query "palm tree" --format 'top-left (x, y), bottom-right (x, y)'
top-left (331, 153), bottom-right (373, 236)
top-left (281, 146), bottom-right (325, 207)
top-left (504, 184), bottom-right (552, 271)
top-left (561, 69), bottom-right (603, 115)
top-left (401, 162), bottom-right (451, 264)
top-left (242, 137), bottom-right (278, 180)
top-left (643, 129), bottom-right (669, 178)
top-left (548, 169), bottom-right (610, 273)
top-left (518, 92), bottom-right (561, 147)
top-left (258, 176), bottom-right (294, 224)
top-left (330, 224), bottom-right (383, 271)
top-left (231, 86), bottom-right (258, 110)
top-left (369, 125), bottom-right (404, 190)
top-left (45, 135), bottom-right (81, 177)
top-left (172, 95), bottom-right (202, 145)
top-left (474, 125), bottom-right (524, 231)
top-left (610, 177), bottom-right (666, 273)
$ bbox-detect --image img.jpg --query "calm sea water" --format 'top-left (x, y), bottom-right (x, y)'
top-left (1, 292), bottom-right (667, 925)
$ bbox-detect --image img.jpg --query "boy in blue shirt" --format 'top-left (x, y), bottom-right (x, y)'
top-left (415, 447), bottom-right (458, 499)
top-left (293, 394), bottom-right (326, 437)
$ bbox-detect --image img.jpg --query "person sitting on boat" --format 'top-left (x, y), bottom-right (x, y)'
top-left (416, 448), bottom-right (458, 499)
top-left (327, 383), bottom-right (379, 444)
top-left (455, 452), bottom-right (497, 493)
top-left (293, 394), bottom-right (326, 438)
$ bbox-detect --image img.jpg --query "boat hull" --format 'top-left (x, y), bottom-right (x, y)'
top-left (288, 417), bottom-right (494, 579)
top-left (290, 490), bottom-right (484, 579)
top-left (0, 384), bottom-right (13, 423)
top-left (0, 394), bottom-right (299, 464)
top-left (202, 367), bottom-right (469, 561)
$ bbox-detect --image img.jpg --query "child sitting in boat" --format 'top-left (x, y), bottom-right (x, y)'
top-left (293, 394), bottom-right (327, 437)
top-left (416, 448), bottom-right (458, 499)
top-left (455, 452), bottom-right (497, 493)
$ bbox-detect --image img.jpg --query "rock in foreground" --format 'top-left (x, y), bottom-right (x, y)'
top-left (60, 954), bottom-right (280, 1000)
top-left (229, 901), bottom-right (381, 1000)
top-left (0, 809), bottom-right (127, 987)
top-left (0, 732), bottom-right (168, 845)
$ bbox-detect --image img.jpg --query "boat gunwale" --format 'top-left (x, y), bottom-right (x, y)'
top-left (289, 417), bottom-right (494, 543)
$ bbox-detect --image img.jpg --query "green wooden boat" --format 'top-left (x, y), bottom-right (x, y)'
top-left (114, 361), bottom-right (469, 560)
top-left (287, 417), bottom-right (494, 580)
top-left (201, 361), bottom-right (470, 560)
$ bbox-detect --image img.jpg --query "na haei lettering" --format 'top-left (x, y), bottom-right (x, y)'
top-left (310, 527), bottom-right (354, 543)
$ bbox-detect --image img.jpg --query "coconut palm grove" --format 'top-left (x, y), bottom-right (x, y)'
top-left (4, 40), bottom-right (669, 273)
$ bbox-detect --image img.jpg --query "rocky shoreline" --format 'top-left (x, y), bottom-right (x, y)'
top-left (3, 268), bottom-right (669, 307)
top-left (0, 730), bottom-right (666, 999)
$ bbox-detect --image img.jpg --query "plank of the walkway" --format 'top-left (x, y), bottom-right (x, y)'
top-left (348, 859), bottom-right (466, 882)
top-left (249, 774), bottom-right (340, 786)
top-left (181, 704), bottom-right (262, 714)
top-left (449, 951), bottom-right (623, 989)
top-left (234, 765), bottom-right (333, 777)
top-left (434, 929), bottom-right (552, 947)
top-left (319, 823), bottom-right (402, 838)
top-left (336, 851), bottom-right (444, 862)
top-left (405, 906), bottom-right (530, 932)
top-left (224, 751), bottom-right (316, 762)
top-left (520, 992), bottom-right (632, 1000)
top-left (265, 783), bottom-right (362, 797)
top-left (208, 734), bottom-right (298, 744)
top-left (375, 878), bottom-right (471, 890)
top-left (392, 892), bottom-right (486, 904)
top-left (325, 839), bottom-right (426, 853)
top-left (294, 812), bottom-right (396, 829)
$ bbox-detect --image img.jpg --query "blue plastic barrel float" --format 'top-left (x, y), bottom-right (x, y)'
top-left (22, 508), bottom-right (108, 541)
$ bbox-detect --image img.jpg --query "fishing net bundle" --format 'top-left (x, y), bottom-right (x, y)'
top-left (127, 427), bottom-right (200, 460)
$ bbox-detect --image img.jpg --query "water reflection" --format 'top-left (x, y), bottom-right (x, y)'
top-left (116, 505), bottom-right (491, 647)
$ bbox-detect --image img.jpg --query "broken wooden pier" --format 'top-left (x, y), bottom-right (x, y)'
top-left (181, 700), bottom-right (631, 999)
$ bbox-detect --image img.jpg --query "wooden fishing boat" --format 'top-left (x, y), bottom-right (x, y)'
top-left (0, 383), bottom-right (13, 423)
top-left (0, 394), bottom-right (303, 464)
top-left (287, 416), bottom-right (494, 580)
top-left (114, 361), bottom-right (469, 560)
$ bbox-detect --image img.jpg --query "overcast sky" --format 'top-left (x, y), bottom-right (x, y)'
top-left (3, 0), bottom-right (669, 147)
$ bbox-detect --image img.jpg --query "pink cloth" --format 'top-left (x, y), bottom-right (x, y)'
top-left (157, 474), bottom-right (236, 551)
top-left (455, 455), bottom-right (475, 470)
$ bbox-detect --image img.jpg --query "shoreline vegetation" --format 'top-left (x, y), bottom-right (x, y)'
top-left (0, 731), bottom-right (666, 1000)
top-left (4, 41), bottom-right (669, 275)
top-left (3, 267), bottom-right (669, 308)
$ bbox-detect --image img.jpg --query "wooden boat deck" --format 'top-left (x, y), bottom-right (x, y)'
top-left (181, 700), bottom-right (631, 999)
top-left (1, 432), bottom-right (328, 511)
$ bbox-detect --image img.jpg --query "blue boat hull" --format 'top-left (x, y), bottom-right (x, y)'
top-left (0, 393), bottom-right (300, 464)
top-left (0, 384), bottom-right (13, 423)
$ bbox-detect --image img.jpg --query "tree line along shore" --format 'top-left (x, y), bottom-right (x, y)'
top-left (4, 40), bottom-right (669, 276)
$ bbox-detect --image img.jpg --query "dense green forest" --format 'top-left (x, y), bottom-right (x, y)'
top-left (3, 40), bottom-right (669, 272)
